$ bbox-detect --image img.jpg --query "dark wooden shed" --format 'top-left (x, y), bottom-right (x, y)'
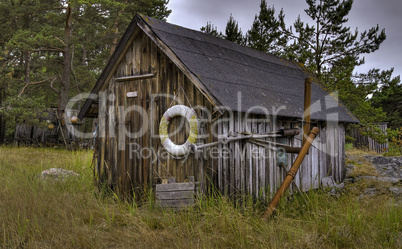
top-left (79, 14), bottom-right (358, 199)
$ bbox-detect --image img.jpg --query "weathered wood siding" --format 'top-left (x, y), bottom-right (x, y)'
top-left (97, 29), bottom-right (347, 199)
top-left (98, 31), bottom-right (214, 197)
top-left (211, 114), bottom-right (346, 197)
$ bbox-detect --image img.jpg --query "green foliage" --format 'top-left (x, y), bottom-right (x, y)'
top-left (200, 22), bottom-right (223, 38)
top-left (0, 0), bottom-right (171, 141)
top-left (246, 0), bottom-right (287, 55)
top-left (224, 14), bottom-right (244, 45)
top-left (285, 0), bottom-right (386, 79)
top-left (371, 69), bottom-right (402, 129)
top-left (0, 94), bottom-right (47, 136)
top-left (385, 128), bottom-right (402, 156)
top-left (198, 0), bottom-right (394, 127)
top-left (282, 0), bottom-right (389, 127)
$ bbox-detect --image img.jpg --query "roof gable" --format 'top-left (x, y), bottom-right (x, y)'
top-left (79, 14), bottom-right (358, 123)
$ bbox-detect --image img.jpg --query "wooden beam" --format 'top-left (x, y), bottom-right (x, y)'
top-left (303, 77), bottom-right (312, 145)
top-left (116, 73), bottom-right (155, 82)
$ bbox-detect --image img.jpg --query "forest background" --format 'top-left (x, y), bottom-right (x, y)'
top-left (0, 0), bottom-right (400, 149)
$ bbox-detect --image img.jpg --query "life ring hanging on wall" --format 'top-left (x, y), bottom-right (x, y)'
top-left (159, 105), bottom-right (199, 157)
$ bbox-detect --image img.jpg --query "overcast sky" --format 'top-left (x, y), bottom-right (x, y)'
top-left (167, 0), bottom-right (402, 79)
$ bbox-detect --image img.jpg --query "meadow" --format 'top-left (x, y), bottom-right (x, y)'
top-left (0, 147), bottom-right (400, 248)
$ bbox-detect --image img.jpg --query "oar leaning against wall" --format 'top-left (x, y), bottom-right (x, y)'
top-left (262, 126), bottom-right (320, 220)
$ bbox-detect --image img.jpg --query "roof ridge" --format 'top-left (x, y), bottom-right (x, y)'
top-left (139, 14), bottom-right (302, 70)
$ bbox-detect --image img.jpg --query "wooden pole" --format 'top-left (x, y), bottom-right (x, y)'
top-left (263, 127), bottom-right (320, 220)
top-left (303, 78), bottom-right (312, 145)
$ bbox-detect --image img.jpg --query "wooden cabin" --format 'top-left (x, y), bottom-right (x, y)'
top-left (78, 14), bottom-right (358, 199)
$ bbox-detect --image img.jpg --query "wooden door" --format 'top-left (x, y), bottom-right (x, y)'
top-left (116, 79), bottom-right (151, 197)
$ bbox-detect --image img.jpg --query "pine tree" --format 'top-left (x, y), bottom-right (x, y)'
top-left (0, 0), bottom-right (171, 142)
top-left (371, 69), bottom-right (402, 128)
top-left (284, 0), bottom-right (386, 80)
top-left (246, 0), bottom-right (287, 55)
top-left (224, 14), bottom-right (244, 45)
top-left (201, 22), bottom-right (223, 38)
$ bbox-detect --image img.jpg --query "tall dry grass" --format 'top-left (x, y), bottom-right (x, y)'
top-left (0, 147), bottom-right (400, 248)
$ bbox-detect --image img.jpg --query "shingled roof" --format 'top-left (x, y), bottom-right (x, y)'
top-left (79, 14), bottom-right (358, 123)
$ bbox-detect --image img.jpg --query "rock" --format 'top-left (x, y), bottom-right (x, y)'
top-left (364, 156), bottom-right (402, 179)
top-left (359, 188), bottom-right (380, 198)
top-left (353, 176), bottom-right (400, 184)
top-left (345, 156), bottom-right (402, 200)
top-left (345, 163), bottom-right (356, 178)
top-left (389, 186), bottom-right (402, 197)
top-left (40, 168), bottom-right (80, 180)
top-left (322, 176), bottom-right (344, 194)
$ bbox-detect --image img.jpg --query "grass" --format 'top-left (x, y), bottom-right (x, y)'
top-left (384, 143), bottom-right (402, 157)
top-left (345, 157), bottom-right (379, 178)
top-left (0, 146), bottom-right (401, 248)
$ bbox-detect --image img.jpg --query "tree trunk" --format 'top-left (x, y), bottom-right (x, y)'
top-left (58, 4), bottom-right (73, 148)
top-left (59, 4), bottom-right (73, 114)
top-left (110, 7), bottom-right (124, 55)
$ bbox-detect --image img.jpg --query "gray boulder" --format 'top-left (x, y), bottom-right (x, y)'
top-left (322, 176), bottom-right (344, 194)
top-left (40, 168), bottom-right (80, 180)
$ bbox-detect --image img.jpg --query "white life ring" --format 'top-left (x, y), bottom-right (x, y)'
top-left (159, 105), bottom-right (199, 157)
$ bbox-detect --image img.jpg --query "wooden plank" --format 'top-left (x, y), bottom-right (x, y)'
top-left (333, 123), bottom-right (340, 182)
top-left (238, 113), bottom-right (245, 195)
top-left (258, 118), bottom-right (265, 198)
top-left (148, 46), bottom-right (155, 187)
top-left (292, 122), bottom-right (301, 190)
top-left (155, 182), bottom-right (195, 192)
top-left (240, 116), bottom-right (246, 195)
top-left (311, 132), bottom-right (319, 189)
top-left (105, 86), bottom-right (112, 187)
top-left (272, 118), bottom-right (277, 193)
top-left (142, 82), bottom-right (150, 190)
top-left (178, 70), bottom-right (187, 183)
top-left (165, 55), bottom-right (173, 179)
top-left (220, 120), bottom-right (227, 195)
top-left (116, 73), bottom-right (155, 82)
top-left (196, 77), bottom-right (207, 193)
top-left (156, 198), bottom-right (195, 208)
top-left (301, 135), bottom-right (310, 191)
top-left (252, 118), bottom-right (257, 197)
top-left (339, 124), bottom-right (346, 181)
top-left (182, 73), bottom-right (194, 180)
top-left (99, 91), bottom-right (107, 183)
top-left (233, 112), bottom-right (240, 196)
top-left (108, 80), bottom-right (117, 188)
top-left (223, 116), bottom-right (229, 193)
top-left (152, 43), bottom-right (161, 183)
top-left (156, 191), bottom-right (195, 200)
top-left (325, 124), bottom-right (332, 180)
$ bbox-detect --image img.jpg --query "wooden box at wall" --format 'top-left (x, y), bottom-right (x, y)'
top-left (155, 177), bottom-right (196, 208)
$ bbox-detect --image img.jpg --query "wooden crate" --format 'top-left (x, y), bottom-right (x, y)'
top-left (155, 177), bottom-right (196, 209)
